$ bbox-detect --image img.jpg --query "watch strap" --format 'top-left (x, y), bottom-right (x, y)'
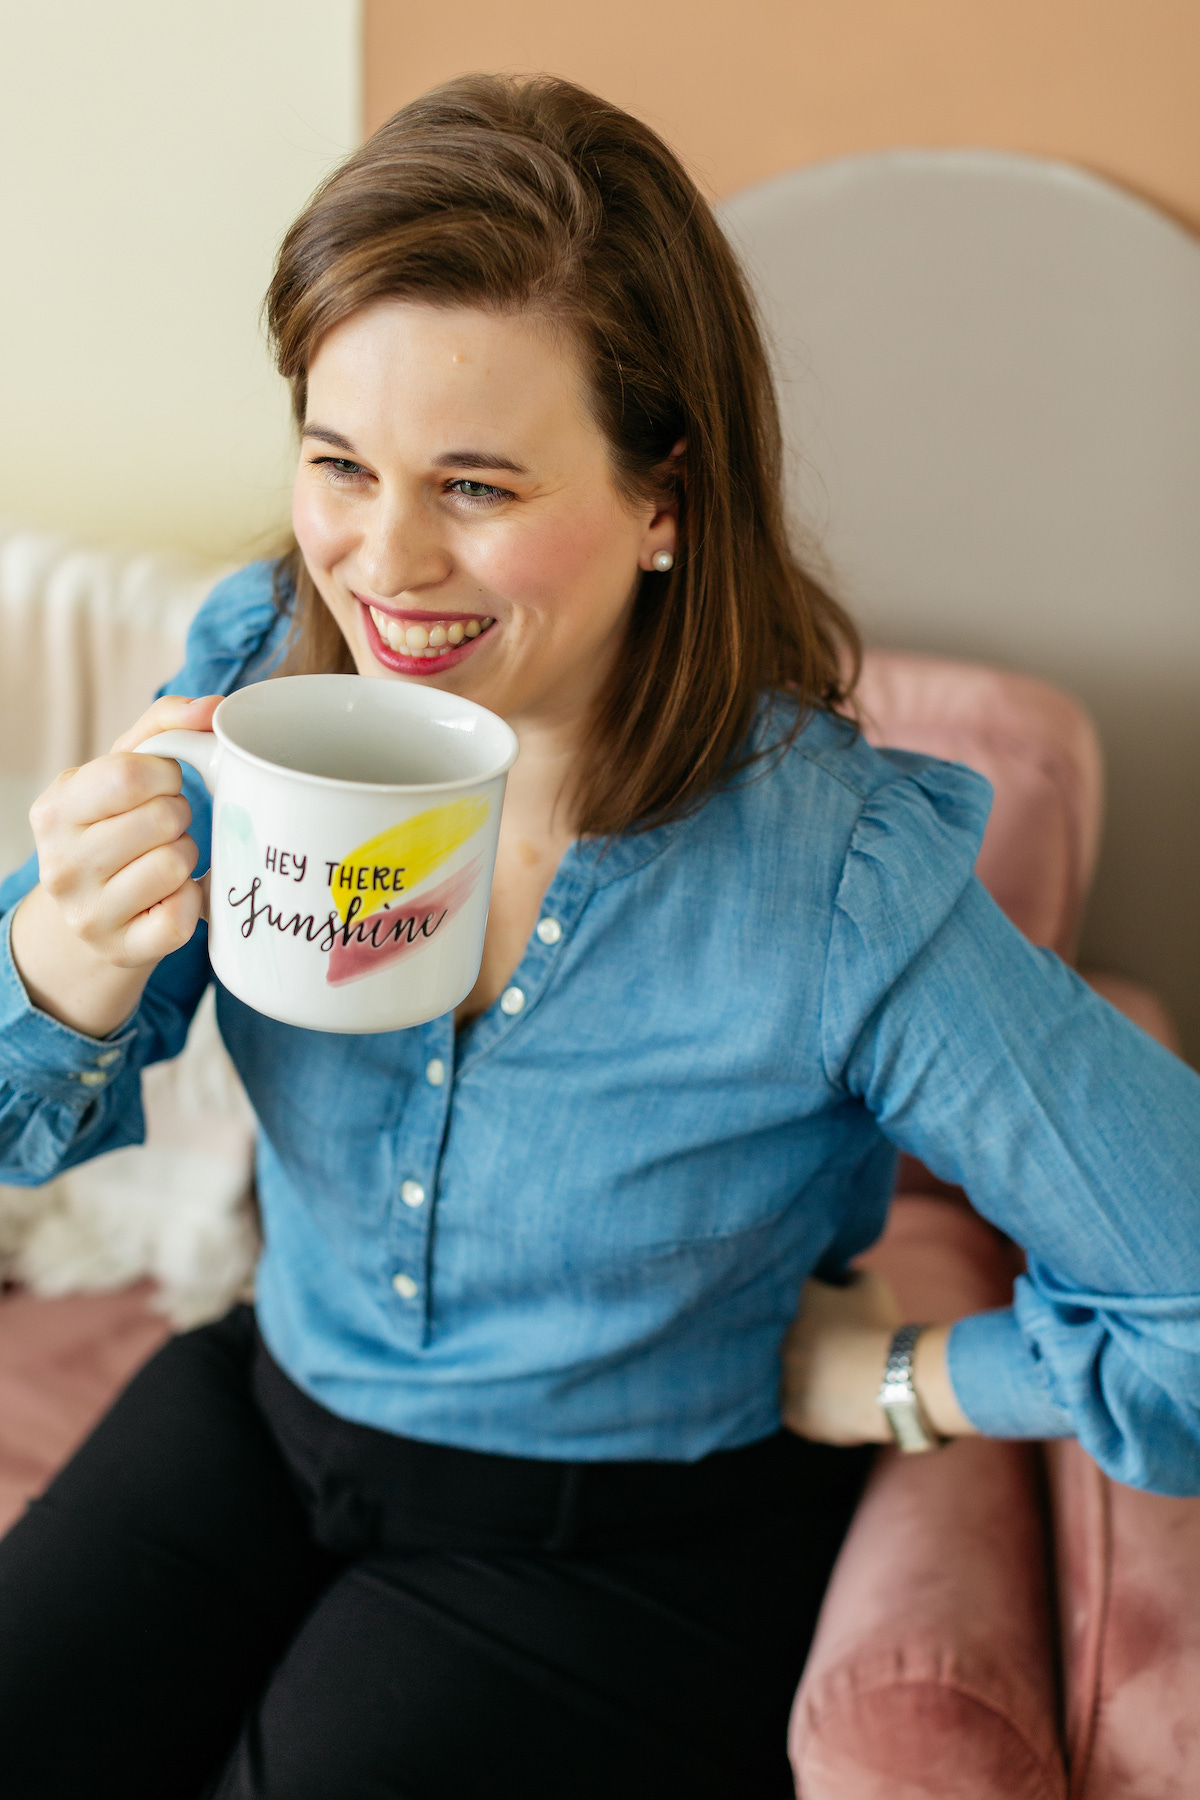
top-left (878, 1323), bottom-right (944, 1454)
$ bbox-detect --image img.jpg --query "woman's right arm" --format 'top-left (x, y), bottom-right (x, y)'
top-left (0, 694), bottom-right (221, 1184)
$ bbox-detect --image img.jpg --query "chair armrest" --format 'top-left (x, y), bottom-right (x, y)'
top-left (788, 1196), bottom-right (1066, 1799)
top-left (1046, 972), bottom-right (1200, 1799)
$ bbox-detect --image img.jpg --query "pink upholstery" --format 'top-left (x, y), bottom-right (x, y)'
top-left (856, 650), bottom-right (1103, 959)
top-left (791, 1199), bottom-right (1065, 1799)
top-left (1049, 1441), bottom-right (1200, 1798)
top-left (1043, 983), bottom-right (1200, 1800)
top-left (0, 1283), bottom-right (168, 1536)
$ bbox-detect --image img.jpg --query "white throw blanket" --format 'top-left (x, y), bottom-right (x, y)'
top-left (0, 523), bottom-right (258, 1325)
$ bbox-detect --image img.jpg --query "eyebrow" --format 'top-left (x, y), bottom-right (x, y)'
top-left (433, 449), bottom-right (529, 476)
top-left (302, 424), bottom-right (357, 452)
top-left (302, 424), bottom-right (528, 477)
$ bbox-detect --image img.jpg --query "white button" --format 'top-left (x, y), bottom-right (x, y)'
top-left (95, 1049), bottom-right (121, 1068)
top-left (425, 1058), bottom-right (446, 1087)
top-left (78, 1070), bottom-right (107, 1087)
top-left (400, 1180), bottom-right (426, 1209)
top-left (536, 917), bottom-right (562, 945)
top-left (500, 986), bottom-right (526, 1016)
top-left (392, 1273), bottom-right (419, 1299)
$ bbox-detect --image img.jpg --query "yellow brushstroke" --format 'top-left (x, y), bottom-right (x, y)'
top-left (328, 797), bottom-right (489, 924)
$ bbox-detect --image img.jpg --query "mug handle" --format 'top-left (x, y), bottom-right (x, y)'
top-left (134, 729), bottom-right (223, 795)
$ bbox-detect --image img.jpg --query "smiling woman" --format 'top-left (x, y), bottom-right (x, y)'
top-left (264, 75), bottom-right (858, 839)
top-left (3, 69), bottom-right (1200, 1800)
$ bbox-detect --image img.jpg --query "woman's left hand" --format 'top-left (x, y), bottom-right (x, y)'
top-left (780, 1270), bottom-right (900, 1445)
top-left (780, 1270), bottom-right (979, 1446)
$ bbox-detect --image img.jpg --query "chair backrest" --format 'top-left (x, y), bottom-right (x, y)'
top-left (721, 150), bottom-right (1200, 1052)
top-left (857, 649), bottom-right (1102, 962)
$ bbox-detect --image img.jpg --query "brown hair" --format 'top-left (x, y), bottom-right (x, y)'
top-left (265, 73), bottom-right (858, 836)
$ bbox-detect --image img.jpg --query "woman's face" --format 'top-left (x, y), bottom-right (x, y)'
top-left (293, 299), bottom-right (676, 726)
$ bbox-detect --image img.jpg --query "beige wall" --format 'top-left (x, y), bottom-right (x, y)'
top-left (0, 1), bottom-right (361, 563)
top-left (365, 0), bottom-right (1200, 223)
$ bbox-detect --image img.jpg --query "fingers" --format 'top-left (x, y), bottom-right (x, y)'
top-left (82, 793), bottom-right (194, 883)
top-left (33, 751), bottom-right (185, 841)
top-left (110, 693), bottom-right (222, 755)
top-left (24, 692), bottom-right (222, 976)
top-left (115, 864), bottom-right (206, 968)
top-left (84, 831), bottom-right (201, 940)
top-left (40, 791), bottom-right (193, 891)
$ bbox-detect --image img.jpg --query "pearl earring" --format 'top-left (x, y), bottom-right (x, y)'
top-left (651, 550), bottom-right (674, 572)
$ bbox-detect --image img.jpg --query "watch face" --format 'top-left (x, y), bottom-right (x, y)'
top-left (882, 1397), bottom-right (939, 1455)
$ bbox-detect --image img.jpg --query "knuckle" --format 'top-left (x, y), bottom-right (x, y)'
top-left (161, 839), bottom-right (197, 885)
top-left (145, 794), bottom-right (180, 837)
top-left (29, 790), bottom-right (62, 836)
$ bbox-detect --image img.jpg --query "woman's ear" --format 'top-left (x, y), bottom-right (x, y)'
top-left (637, 440), bottom-right (685, 572)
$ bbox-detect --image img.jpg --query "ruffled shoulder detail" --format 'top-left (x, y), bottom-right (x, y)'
top-left (157, 558), bottom-right (292, 702)
top-left (820, 751), bottom-right (993, 1082)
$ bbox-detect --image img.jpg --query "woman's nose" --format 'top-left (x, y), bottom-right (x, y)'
top-left (358, 500), bottom-right (451, 598)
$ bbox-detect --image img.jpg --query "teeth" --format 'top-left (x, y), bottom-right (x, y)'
top-left (370, 605), bottom-right (491, 655)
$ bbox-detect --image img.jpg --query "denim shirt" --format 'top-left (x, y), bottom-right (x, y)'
top-left (3, 563), bottom-right (1200, 1494)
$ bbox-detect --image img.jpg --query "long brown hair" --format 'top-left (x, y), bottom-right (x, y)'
top-left (265, 73), bottom-right (858, 836)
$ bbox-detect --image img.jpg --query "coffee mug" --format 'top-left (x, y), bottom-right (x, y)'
top-left (136, 675), bottom-right (518, 1033)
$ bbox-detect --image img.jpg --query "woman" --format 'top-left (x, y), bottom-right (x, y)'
top-left (1, 75), bottom-right (1198, 1800)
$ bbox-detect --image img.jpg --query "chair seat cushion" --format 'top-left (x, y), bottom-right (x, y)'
top-left (0, 1283), bottom-right (169, 1536)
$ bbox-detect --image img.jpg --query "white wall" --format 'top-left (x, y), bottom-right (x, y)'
top-left (0, 1), bottom-right (361, 562)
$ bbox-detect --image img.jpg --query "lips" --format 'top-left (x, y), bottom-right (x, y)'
top-left (355, 595), bottom-right (495, 677)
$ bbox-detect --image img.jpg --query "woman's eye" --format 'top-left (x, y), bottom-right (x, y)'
top-left (312, 456), bottom-right (370, 484)
top-left (447, 478), bottom-right (509, 505)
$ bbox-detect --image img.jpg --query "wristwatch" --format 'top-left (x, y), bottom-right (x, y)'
top-left (877, 1324), bottom-right (945, 1454)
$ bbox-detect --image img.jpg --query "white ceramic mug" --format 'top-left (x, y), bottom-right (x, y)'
top-left (136, 675), bottom-right (518, 1033)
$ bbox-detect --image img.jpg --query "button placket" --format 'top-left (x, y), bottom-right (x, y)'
top-left (387, 1016), bottom-right (456, 1340)
top-left (453, 855), bottom-right (593, 1076)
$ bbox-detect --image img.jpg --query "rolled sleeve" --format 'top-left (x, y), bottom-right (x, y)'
top-left (948, 1305), bottom-right (1073, 1440)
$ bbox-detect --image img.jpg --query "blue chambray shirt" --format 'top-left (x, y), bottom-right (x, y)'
top-left (3, 563), bottom-right (1200, 1494)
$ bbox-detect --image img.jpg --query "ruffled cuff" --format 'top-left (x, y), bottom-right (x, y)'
top-left (947, 1305), bottom-right (1074, 1439)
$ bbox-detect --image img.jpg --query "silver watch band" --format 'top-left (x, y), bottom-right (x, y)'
top-left (877, 1323), bottom-right (944, 1454)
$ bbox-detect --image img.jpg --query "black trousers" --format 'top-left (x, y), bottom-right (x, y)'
top-left (0, 1306), bottom-right (871, 1799)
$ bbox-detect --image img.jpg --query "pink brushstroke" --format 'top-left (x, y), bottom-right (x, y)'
top-left (325, 859), bottom-right (482, 987)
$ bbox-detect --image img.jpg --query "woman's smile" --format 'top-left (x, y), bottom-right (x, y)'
top-left (357, 595), bottom-right (495, 674)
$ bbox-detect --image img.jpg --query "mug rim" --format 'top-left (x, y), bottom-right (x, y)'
top-left (212, 674), bottom-right (519, 795)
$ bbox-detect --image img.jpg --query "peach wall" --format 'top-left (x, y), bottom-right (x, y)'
top-left (364, 0), bottom-right (1200, 226)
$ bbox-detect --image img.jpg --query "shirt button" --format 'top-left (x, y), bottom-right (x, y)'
top-left (500, 986), bottom-right (526, 1016)
top-left (78, 1070), bottom-right (107, 1087)
top-left (392, 1273), bottom-right (419, 1299)
top-left (536, 916), bottom-right (562, 946)
top-left (400, 1180), bottom-right (426, 1209)
top-left (95, 1049), bottom-right (121, 1068)
top-left (425, 1058), bottom-right (446, 1087)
